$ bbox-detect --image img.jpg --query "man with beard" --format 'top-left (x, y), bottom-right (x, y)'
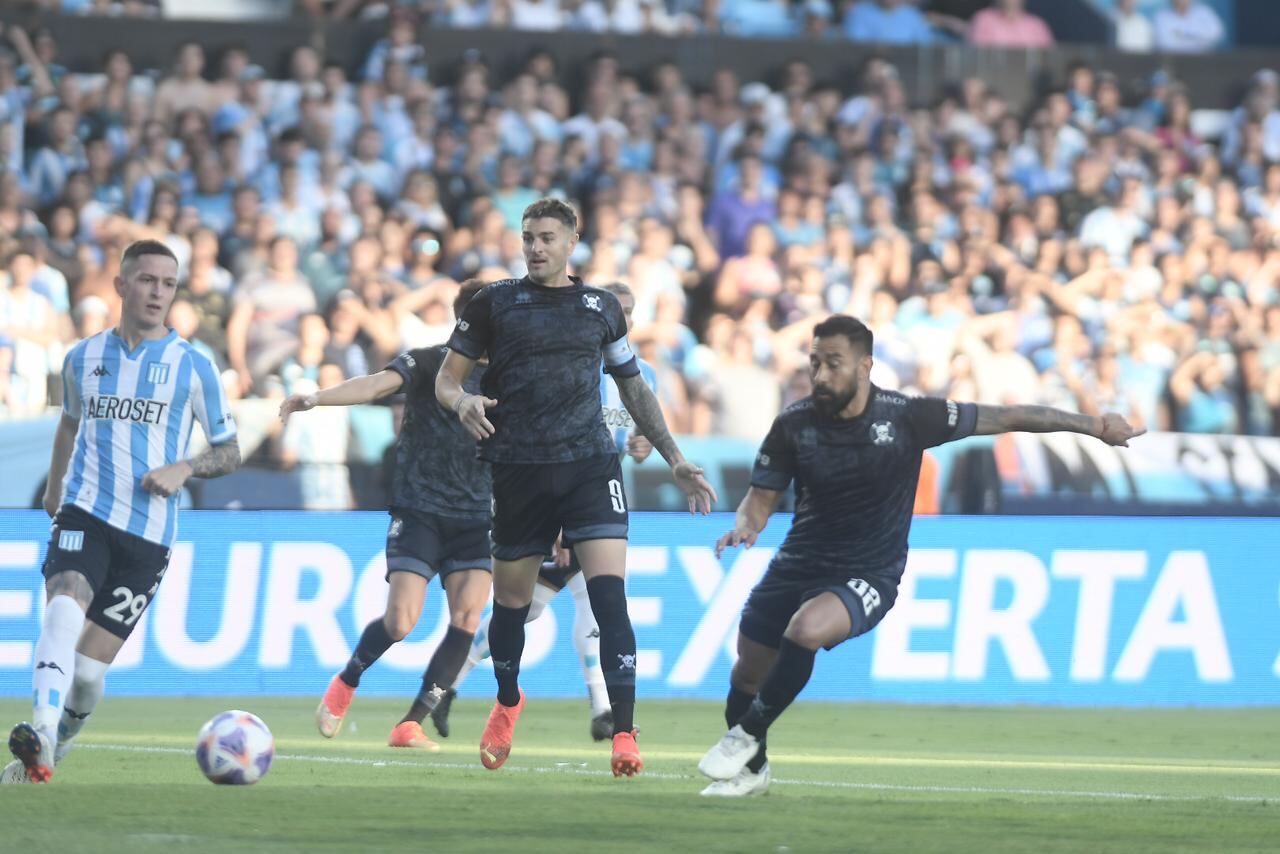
top-left (697, 314), bottom-right (1143, 797)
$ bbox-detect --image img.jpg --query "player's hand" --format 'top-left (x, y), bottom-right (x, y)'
top-left (42, 487), bottom-right (60, 518)
top-left (455, 394), bottom-right (498, 441)
top-left (715, 526), bottom-right (758, 560)
top-left (672, 460), bottom-right (717, 515)
top-left (279, 392), bottom-right (317, 424)
top-left (141, 461), bottom-right (193, 498)
top-left (1097, 413), bottom-right (1145, 448)
top-left (552, 532), bottom-right (572, 568)
top-left (626, 432), bottom-right (654, 463)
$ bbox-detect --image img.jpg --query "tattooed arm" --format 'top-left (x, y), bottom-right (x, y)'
top-left (974, 405), bottom-right (1143, 447)
top-left (616, 373), bottom-right (718, 513)
top-left (141, 438), bottom-right (242, 498)
top-left (187, 438), bottom-right (243, 478)
top-left (616, 373), bottom-right (681, 465)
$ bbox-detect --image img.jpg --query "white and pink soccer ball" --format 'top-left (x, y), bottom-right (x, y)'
top-left (195, 710), bottom-right (274, 785)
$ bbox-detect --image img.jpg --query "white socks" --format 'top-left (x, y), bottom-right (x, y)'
top-left (451, 584), bottom-right (558, 691)
top-left (527, 583), bottom-right (555, 623)
top-left (55, 653), bottom-right (108, 764)
top-left (568, 573), bottom-right (610, 717)
top-left (31, 595), bottom-right (86, 740)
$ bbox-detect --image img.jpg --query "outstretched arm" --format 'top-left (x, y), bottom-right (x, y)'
top-left (616, 372), bottom-right (717, 512)
top-left (974, 404), bottom-right (1143, 447)
top-left (279, 369), bottom-right (404, 423)
top-left (715, 486), bottom-right (783, 559)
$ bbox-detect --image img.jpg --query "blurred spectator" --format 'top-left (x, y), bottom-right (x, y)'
top-left (1154, 0), bottom-right (1225, 54)
top-left (154, 42), bottom-right (214, 124)
top-left (706, 154), bottom-right (777, 259)
top-left (967, 0), bottom-right (1053, 48)
top-left (844, 0), bottom-right (936, 45)
top-left (0, 249), bottom-right (59, 416)
top-left (1112, 0), bottom-right (1154, 53)
top-left (225, 236), bottom-right (317, 392)
top-left (280, 364), bottom-right (353, 509)
top-left (718, 0), bottom-right (798, 38)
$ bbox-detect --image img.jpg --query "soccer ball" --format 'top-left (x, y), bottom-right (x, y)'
top-left (195, 710), bottom-right (274, 785)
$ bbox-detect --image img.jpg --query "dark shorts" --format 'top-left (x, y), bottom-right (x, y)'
top-left (490, 455), bottom-right (629, 561)
top-left (537, 549), bottom-right (583, 591)
top-left (385, 506), bottom-right (491, 582)
top-left (739, 558), bottom-right (901, 651)
top-left (42, 504), bottom-right (172, 641)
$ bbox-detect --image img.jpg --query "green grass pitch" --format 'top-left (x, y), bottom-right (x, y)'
top-left (0, 697), bottom-right (1276, 853)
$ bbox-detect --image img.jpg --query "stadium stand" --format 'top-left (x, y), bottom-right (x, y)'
top-left (0, 3), bottom-right (1277, 510)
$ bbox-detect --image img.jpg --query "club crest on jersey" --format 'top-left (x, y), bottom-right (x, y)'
top-left (870, 421), bottom-right (895, 446)
top-left (388, 517), bottom-right (403, 538)
top-left (146, 362), bottom-right (170, 385)
top-left (582, 294), bottom-right (602, 312)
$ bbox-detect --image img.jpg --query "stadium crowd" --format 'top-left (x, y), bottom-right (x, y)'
top-left (0, 13), bottom-right (1278, 486)
top-left (21, 0), bottom-right (1236, 55)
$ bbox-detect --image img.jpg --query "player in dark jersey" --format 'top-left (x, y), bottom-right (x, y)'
top-left (437, 198), bottom-right (716, 777)
top-left (697, 314), bottom-right (1143, 796)
top-left (440, 282), bottom-right (658, 744)
top-left (280, 279), bottom-right (492, 752)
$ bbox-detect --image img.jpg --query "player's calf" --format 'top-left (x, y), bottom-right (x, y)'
top-left (585, 574), bottom-right (637, 735)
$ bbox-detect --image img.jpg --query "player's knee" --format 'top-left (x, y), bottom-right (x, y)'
top-left (46, 571), bottom-right (93, 608)
top-left (382, 608), bottom-right (417, 642)
top-left (449, 605), bottom-right (483, 634)
top-left (782, 616), bottom-right (828, 651)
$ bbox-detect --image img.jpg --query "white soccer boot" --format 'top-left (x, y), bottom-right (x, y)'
top-left (698, 725), bottom-right (761, 781)
top-left (700, 762), bottom-right (771, 797)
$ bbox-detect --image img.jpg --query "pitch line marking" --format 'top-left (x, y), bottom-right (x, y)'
top-left (76, 743), bottom-right (1278, 805)
top-left (85, 732), bottom-right (1280, 776)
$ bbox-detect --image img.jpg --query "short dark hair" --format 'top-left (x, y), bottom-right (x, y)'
top-left (602, 281), bottom-right (633, 299)
top-left (455, 277), bottom-right (486, 317)
top-left (521, 198), bottom-right (578, 232)
top-left (813, 314), bottom-right (874, 356)
top-left (120, 240), bottom-right (177, 275)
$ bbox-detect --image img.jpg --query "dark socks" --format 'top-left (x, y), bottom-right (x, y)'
top-left (586, 575), bottom-right (637, 735)
top-left (339, 618), bottom-right (396, 688)
top-left (737, 639), bottom-right (816, 742)
top-left (401, 625), bottom-right (475, 724)
top-left (489, 602), bottom-right (530, 707)
top-left (726, 685), bottom-right (768, 772)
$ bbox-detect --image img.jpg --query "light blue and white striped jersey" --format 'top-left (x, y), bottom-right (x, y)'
top-left (60, 329), bottom-right (237, 547)
top-left (600, 359), bottom-right (658, 454)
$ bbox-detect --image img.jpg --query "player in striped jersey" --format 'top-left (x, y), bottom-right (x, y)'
top-left (438, 283), bottom-right (659, 742)
top-left (4, 240), bottom-right (241, 784)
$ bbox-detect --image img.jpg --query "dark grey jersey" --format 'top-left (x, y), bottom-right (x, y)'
top-left (751, 386), bottom-right (978, 580)
top-left (385, 346), bottom-right (490, 521)
top-left (446, 276), bottom-right (641, 464)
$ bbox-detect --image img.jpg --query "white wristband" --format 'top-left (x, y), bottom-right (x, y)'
top-left (453, 393), bottom-right (472, 414)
